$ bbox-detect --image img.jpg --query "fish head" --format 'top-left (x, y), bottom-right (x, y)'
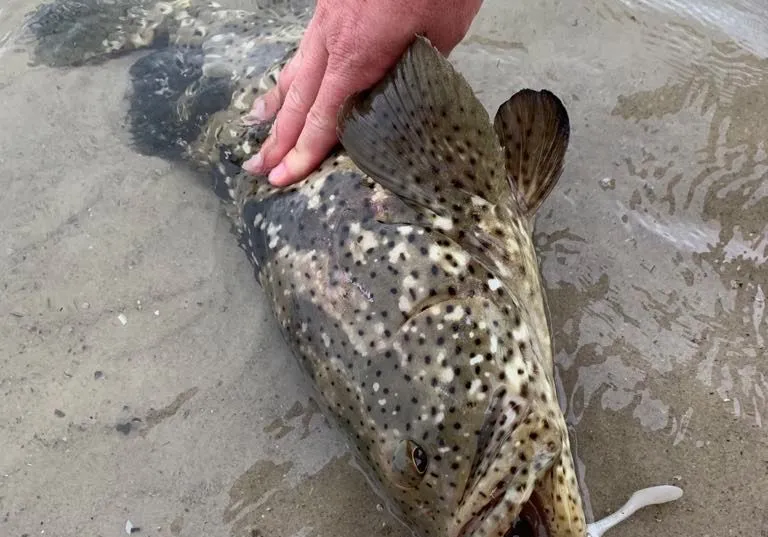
top-left (365, 378), bottom-right (586, 537)
top-left (449, 411), bottom-right (585, 537)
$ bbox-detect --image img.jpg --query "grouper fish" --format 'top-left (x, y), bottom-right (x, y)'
top-left (20, 1), bottom-right (683, 535)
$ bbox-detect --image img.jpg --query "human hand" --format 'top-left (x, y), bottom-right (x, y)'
top-left (241, 0), bottom-right (483, 186)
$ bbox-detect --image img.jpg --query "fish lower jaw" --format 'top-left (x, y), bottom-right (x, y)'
top-left (454, 492), bottom-right (546, 537)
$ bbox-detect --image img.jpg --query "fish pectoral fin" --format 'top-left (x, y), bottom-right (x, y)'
top-left (493, 89), bottom-right (570, 217)
top-left (338, 36), bottom-right (571, 282)
top-left (530, 427), bottom-right (587, 537)
top-left (337, 35), bottom-right (511, 221)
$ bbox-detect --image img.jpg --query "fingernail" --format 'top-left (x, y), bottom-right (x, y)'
top-left (242, 114), bottom-right (259, 126)
top-left (249, 98), bottom-right (268, 121)
top-left (243, 152), bottom-right (264, 174)
top-left (268, 162), bottom-right (288, 185)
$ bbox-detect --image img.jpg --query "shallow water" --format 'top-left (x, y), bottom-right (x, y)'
top-left (0, 1), bottom-right (766, 536)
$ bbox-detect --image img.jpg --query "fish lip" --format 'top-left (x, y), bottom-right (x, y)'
top-left (456, 492), bottom-right (548, 537)
top-left (456, 491), bottom-right (505, 537)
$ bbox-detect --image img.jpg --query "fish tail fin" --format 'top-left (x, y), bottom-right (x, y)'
top-left (22, 0), bottom-right (193, 67)
top-left (126, 47), bottom-right (233, 160)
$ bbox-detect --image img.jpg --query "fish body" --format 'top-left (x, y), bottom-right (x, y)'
top-left (232, 40), bottom-right (583, 537)
top-left (21, 2), bottom-right (682, 536)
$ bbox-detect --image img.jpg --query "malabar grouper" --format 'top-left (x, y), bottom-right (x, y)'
top-left (19, 1), bottom-right (683, 536)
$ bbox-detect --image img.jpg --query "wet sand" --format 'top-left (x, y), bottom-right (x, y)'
top-left (1, 1), bottom-right (766, 536)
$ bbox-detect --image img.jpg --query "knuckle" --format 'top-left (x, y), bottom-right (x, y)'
top-left (284, 84), bottom-right (309, 112)
top-left (325, 19), bottom-right (363, 66)
top-left (304, 106), bottom-right (334, 133)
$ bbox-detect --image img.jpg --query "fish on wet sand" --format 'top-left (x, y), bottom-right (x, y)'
top-left (20, 1), bottom-right (683, 536)
top-left (242, 40), bottom-right (586, 537)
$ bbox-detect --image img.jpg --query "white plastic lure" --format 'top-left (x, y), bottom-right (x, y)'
top-left (586, 485), bottom-right (684, 537)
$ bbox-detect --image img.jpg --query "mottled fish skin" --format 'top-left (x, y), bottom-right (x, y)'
top-left (23, 2), bottom-right (586, 537)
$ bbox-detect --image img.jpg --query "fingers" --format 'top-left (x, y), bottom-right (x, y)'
top-left (240, 0), bottom-right (484, 187)
top-left (265, 65), bottom-right (351, 186)
top-left (427, 0), bottom-right (484, 54)
top-left (244, 27), bottom-right (312, 124)
top-left (242, 25), bottom-right (327, 174)
top-left (245, 51), bottom-right (301, 124)
top-left (267, 40), bottom-right (402, 186)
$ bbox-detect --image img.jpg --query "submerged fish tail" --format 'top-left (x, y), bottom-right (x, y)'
top-left (23, 0), bottom-right (194, 67)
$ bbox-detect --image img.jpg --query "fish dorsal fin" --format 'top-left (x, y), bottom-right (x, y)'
top-left (493, 89), bottom-right (570, 216)
top-left (337, 35), bottom-right (510, 218)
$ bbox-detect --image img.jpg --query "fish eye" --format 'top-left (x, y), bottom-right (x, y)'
top-left (392, 439), bottom-right (429, 488)
top-left (411, 443), bottom-right (428, 475)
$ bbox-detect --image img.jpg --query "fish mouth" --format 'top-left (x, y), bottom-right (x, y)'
top-left (458, 491), bottom-right (548, 537)
top-left (507, 493), bottom-right (548, 537)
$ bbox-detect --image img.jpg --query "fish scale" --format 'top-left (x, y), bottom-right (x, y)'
top-left (21, 1), bottom-right (684, 535)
